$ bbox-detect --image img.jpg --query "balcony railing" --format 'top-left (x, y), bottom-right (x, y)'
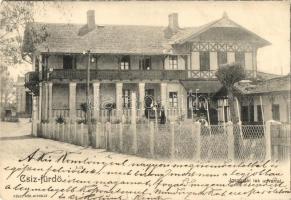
top-left (26, 69), bottom-right (256, 83)
top-left (25, 71), bottom-right (39, 83)
top-left (24, 71), bottom-right (39, 95)
top-left (187, 70), bottom-right (217, 79)
top-left (49, 69), bottom-right (188, 81)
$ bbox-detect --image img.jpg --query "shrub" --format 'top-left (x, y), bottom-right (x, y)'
top-left (41, 119), bottom-right (49, 123)
top-left (77, 119), bottom-right (86, 124)
top-left (55, 115), bottom-right (65, 124)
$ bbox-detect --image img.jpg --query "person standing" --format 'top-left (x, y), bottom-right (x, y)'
top-left (160, 106), bottom-right (166, 124)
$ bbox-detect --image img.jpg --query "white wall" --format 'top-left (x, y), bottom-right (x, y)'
top-left (253, 95), bottom-right (289, 123)
top-left (52, 84), bottom-right (69, 109)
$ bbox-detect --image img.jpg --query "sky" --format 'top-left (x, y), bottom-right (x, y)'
top-left (10, 1), bottom-right (290, 79)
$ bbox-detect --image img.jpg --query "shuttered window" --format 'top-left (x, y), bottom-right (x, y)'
top-left (235, 52), bottom-right (245, 67)
top-left (217, 51), bottom-right (227, 66)
top-left (199, 51), bottom-right (210, 70)
top-left (272, 104), bottom-right (280, 121)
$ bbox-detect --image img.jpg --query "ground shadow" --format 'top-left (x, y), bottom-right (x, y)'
top-left (0, 135), bottom-right (35, 141)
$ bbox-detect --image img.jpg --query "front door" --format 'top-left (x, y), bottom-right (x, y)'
top-left (145, 89), bottom-right (155, 118)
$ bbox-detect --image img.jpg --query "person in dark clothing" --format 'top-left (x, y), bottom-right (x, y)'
top-left (160, 107), bottom-right (166, 124)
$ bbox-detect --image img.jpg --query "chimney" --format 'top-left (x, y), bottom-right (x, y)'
top-left (87, 10), bottom-right (95, 30)
top-left (168, 13), bottom-right (179, 32)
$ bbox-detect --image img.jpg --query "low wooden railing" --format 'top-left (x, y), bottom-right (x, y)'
top-left (49, 69), bottom-right (188, 81)
top-left (26, 69), bottom-right (256, 83)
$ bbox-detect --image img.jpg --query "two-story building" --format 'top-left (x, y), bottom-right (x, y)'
top-left (23, 10), bottom-right (270, 124)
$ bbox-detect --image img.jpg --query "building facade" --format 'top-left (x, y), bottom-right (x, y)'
top-left (15, 76), bottom-right (32, 117)
top-left (236, 75), bottom-right (291, 124)
top-left (23, 11), bottom-right (271, 124)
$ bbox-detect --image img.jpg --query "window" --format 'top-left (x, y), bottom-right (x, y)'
top-left (241, 106), bottom-right (249, 122)
top-left (120, 56), bottom-right (130, 70)
top-left (139, 57), bottom-right (151, 70)
top-left (122, 89), bottom-right (131, 108)
top-left (63, 55), bottom-right (73, 69)
top-left (217, 51), bottom-right (227, 66)
top-left (272, 104), bottom-right (280, 121)
top-left (199, 51), bottom-right (210, 71)
top-left (169, 55), bottom-right (178, 70)
top-left (257, 105), bottom-right (263, 122)
top-left (235, 52), bottom-right (245, 67)
top-left (169, 92), bottom-right (178, 108)
top-left (249, 105), bottom-right (254, 122)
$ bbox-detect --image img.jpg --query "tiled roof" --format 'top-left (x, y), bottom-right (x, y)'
top-left (24, 23), bottom-right (197, 55)
top-left (235, 74), bottom-right (291, 95)
top-left (22, 14), bottom-right (270, 55)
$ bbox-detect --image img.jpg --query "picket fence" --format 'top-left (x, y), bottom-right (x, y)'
top-left (34, 120), bottom-right (282, 161)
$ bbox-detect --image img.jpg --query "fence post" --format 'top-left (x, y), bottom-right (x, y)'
top-left (63, 123), bottom-right (67, 142)
top-left (170, 122), bottom-right (175, 159)
top-left (265, 120), bottom-right (281, 161)
top-left (61, 123), bottom-right (65, 142)
top-left (52, 123), bottom-right (55, 140)
top-left (68, 123), bottom-right (71, 143)
top-left (84, 124), bottom-right (89, 147)
top-left (56, 123), bottom-right (60, 141)
top-left (132, 123), bottom-right (137, 154)
top-left (119, 123), bottom-right (123, 152)
top-left (95, 122), bottom-right (101, 148)
top-left (150, 122), bottom-right (155, 157)
top-left (47, 123), bottom-right (50, 138)
top-left (227, 121), bottom-right (234, 161)
top-left (43, 123), bottom-right (47, 138)
top-left (105, 122), bottom-right (111, 150)
top-left (193, 121), bottom-right (201, 160)
top-left (265, 121), bottom-right (272, 161)
top-left (49, 123), bottom-right (52, 140)
top-left (80, 123), bottom-right (84, 146)
top-left (73, 123), bottom-right (77, 145)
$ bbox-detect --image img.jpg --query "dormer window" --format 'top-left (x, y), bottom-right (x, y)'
top-left (120, 56), bottom-right (130, 70)
top-left (169, 55), bottom-right (178, 70)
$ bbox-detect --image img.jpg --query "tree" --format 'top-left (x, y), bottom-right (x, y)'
top-left (0, 1), bottom-right (35, 65)
top-left (0, 1), bottom-right (49, 116)
top-left (0, 65), bottom-right (14, 106)
top-left (216, 63), bottom-right (246, 160)
top-left (215, 63), bottom-right (246, 123)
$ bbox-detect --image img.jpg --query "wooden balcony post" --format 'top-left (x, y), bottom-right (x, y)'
top-left (42, 82), bottom-right (48, 121)
top-left (160, 82), bottom-right (167, 116)
top-left (93, 81), bottom-right (100, 121)
top-left (252, 49), bottom-right (257, 78)
top-left (116, 82), bottom-right (123, 120)
top-left (138, 82), bottom-right (145, 118)
top-left (48, 82), bottom-right (53, 122)
top-left (38, 82), bottom-right (42, 122)
top-left (69, 82), bottom-right (77, 122)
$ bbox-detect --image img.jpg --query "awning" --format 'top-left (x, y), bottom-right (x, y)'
top-left (180, 80), bottom-right (223, 94)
